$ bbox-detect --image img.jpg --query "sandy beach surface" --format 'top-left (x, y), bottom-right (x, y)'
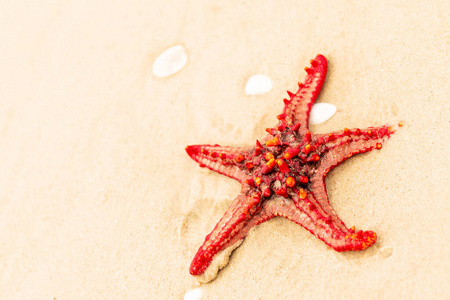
top-left (0, 1), bottom-right (449, 299)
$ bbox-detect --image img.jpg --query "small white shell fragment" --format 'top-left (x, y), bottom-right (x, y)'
top-left (309, 103), bottom-right (337, 124)
top-left (245, 74), bottom-right (273, 95)
top-left (184, 288), bottom-right (202, 300)
top-left (152, 45), bottom-right (188, 78)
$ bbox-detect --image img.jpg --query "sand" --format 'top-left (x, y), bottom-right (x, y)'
top-left (0, 1), bottom-right (449, 299)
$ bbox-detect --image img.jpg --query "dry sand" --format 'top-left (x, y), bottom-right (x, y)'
top-left (0, 1), bottom-right (449, 299)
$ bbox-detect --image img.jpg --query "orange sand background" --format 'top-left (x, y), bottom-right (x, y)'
top-left (0, 1), bottom-right (449, 298)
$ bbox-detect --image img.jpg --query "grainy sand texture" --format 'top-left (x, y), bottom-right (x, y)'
top-left (0, 1), bottom-right (449, 299)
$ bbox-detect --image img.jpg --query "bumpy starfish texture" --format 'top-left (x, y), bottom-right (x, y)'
top-left (186, 54), bottom-right (395, 282)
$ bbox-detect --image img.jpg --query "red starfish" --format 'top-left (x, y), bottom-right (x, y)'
top-left (186, 54), bottom-right (395, 282)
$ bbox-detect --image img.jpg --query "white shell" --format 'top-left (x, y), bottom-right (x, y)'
top-left (245, 74), bottom-right (273, 95)
top-left (184, 288), bottom-right (202, 300)
top-left (309, 103), bottom-right (337, 124)
top-left (152, 45), bottom-right (188, 78)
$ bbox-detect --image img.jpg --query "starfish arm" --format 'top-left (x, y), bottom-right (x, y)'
top-left (307, 125), bottom-right (394, 231)
top-left (281, 54), bottom-right (327, 129)
top-left (190, 196), bottom-right (280, 282)
top-left (314, 125), bottom-right (395, 176)
top-left (302, 182), bottom-right (348, 233)
top-left (270, 195), bottom-right (376, 251)
top-left (189, 186), bottom-right (262, 276)
top-left (185, 144), bottom-right (252, 182)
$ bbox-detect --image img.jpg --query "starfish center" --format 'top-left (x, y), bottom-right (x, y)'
top-left (239, 123), bottom-right (318, 199)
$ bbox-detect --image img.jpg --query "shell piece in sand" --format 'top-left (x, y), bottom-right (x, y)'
top-left (184, 287), bottom-right (202, 300)
top-left (152, 45), bottom-right (188, 78)
top-left (309, 103), bottom-right (337, 124)
top-left (245, 74), bottom-right (273, 95)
